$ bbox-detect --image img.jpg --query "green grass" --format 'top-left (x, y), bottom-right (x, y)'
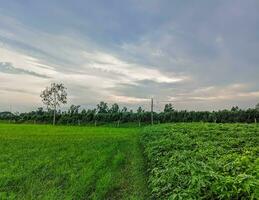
top-left (0, 124), bottom-right (148, 200)
top-left (141, 123), bottom-right (259, 199)
top-left (1, 123), bottom-right (259, 200)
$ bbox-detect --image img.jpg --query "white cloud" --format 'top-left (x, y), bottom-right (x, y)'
top-left (169, 83), bottom-right (259, 102)
top-left (0, 47), bottom-right (56, 77)
top-left (82, 51), bottom-right (187, 84)
top-left (108, 95), bottom-right (149, 103)
top-left (0, 1), bottom-right (258, 112)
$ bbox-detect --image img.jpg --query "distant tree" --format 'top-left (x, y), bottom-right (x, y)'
top-left (109, 103), bottom-right (120, 113)
top-left (97, 101), bottom-right (109, 113)
top-left (40, 83), bottom-right (67, 125)
top-left (0, 111), bottom-right (14, 120)
top-left (81, 109), bottom-right (87, 115)
top-left (255, 103), bottom-right (259, 123)
top-left (68, 105), bottom-right (80, 115)
top-left (231, 106), bottom-right (240, 112)
top-left (164, 103), bottom-right (174, 112)
top-left (137, 106), bottom-right (144, 126)
top-left (137, 106), bottom-right (144, 113)
top-left (121, 106), bottom-right (128, 113)
top-left (37, 107), bottom-right (44, 115)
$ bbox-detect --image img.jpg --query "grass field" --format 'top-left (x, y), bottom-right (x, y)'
top-left (0, 123), bottom-right (259, 200)
top-left (141, 123), bottom-right (259, 199)
top-left (0, 124), bottom-right (148, 200)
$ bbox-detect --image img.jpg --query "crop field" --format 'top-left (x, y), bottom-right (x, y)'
top-left (1, 123), bottom-right (259, 200)
top-left (0, 124), bottom-right (148, 200)
top-left (141, 123), bottom-right (259, 199)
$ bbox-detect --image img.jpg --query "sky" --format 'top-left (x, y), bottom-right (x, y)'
top-left (0, 0), bottom-right (259, 112)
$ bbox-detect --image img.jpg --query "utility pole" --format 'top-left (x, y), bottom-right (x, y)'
top-left (53, 92), bottom-right (56, 125)
top-left (151, 98), bottom-right (154, 125)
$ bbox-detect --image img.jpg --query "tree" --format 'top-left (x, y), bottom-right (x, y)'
top-left (109, 103), bottom-right (120, 113)
top-left (68, 105), bottom-right (80, 115)
top-left (97, 101), bottom-right (109, 113)
top-left (137, 106), bottom-right (144, 126)
top-left (121, 106), bottom-right (127, 112)
top-left (164, 103), bottom-right (174, 112)
top-left (231, 106), bottom-right (240, 112)
top-left (255, 103), bottom-right (259, 123)
top-left (40, 83), bottom-right (67, 125)
top-left (37, 107), bottom-right (44, 115)
top-left (137, 106), bottom-right (144, 113)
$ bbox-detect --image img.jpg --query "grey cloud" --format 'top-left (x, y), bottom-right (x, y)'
top-left (109, 79), bottom-right (192, 99)
top-left (0, 1), bottom-right (258, 112)
top-left (109, 79), bottom-right (259, 110)
top-left (117, 0), bottom-right (259, 88)
top-left (0, 87), bottom-right (37, 95)
top-left (0, 35), bottom-right (74, 70)
top-left (0, 62), bottom-right (50, 78)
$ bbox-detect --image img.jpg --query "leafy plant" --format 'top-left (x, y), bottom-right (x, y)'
top-left (141, 123), bottom-right (259, 199)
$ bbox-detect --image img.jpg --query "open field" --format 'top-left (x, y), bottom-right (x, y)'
top-left (1, 123), bottom-right (259, 200)
top-left (141, 123), bottom-right (259, 199)
top-left (0, 124), bottom-right (148, 200)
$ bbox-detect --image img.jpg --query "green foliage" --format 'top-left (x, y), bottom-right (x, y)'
top-left (256, 103), bottom-right (259, 112)
top-left (40, 83), bottom-right (67, 109)
top-left (40, 83), bottom-right (67, 125)
top-left (141, 123), bottom-right (259, 199)
top-left (164, 103), bottom-right (174, 112)
top-left (1, 122), bottom-right (258, 199)
top-left (1, 103), bottom-right (259, 125)
top-left (97, 101), bottom-right (109, 113)
top-left (109, 103), bottom-right (120, 113)
top-left (112, 151), bottom-right (126, 169)
top-left (0, 124), bottom-right (148, 200)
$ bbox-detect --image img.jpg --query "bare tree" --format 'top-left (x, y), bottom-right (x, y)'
top-left (40, 83), bottom-right (67, 125)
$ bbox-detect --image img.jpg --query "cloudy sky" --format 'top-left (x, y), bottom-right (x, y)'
top-left (0, 0), bottom-right (259, 112)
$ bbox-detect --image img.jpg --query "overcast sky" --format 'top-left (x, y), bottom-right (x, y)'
top-left (0, 0), bottom-right (259, 112)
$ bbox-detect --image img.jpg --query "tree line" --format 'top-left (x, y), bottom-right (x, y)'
top-left (1, 103), bottom-right (259, 125)
top-left (1, 83), bottom-right (258, 125)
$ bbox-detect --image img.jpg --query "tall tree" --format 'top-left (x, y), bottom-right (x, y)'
top-left (121, 106), bottom-right (128, 112)
top-left (40, 83), bottom-right (67, 125)
top-left (137, 106), bottom-right (144, 126)
top-left (256, 103), bottom-right (259, 111)
top-left (97, 101), bottom-right (109, 113)
top-left (137, 106), bottom-right (144, 113)
top-left (164, 103), bottom-right (174, 112)
top-left (109, 103), bottom-right (120, 113)
top-left (255, 103), bottom-right (259, 123)
top-left (231, 106), bottom-right (240, 112)
top-left (68, 105), bottom-right (80, 115)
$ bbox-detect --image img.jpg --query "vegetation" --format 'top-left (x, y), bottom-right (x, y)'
top-left (1, 83), bottom-right (258, 126)
top-left (1, 122), bottom-right (258, 199)
top-left (40, 83), bottom-right (67, 125)
top-left (0, 103), bottom-right (259, 125)
top-left (0, 124), bottom-right (148, 199)
top-left (141, 123), bottom-right (259, 199)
